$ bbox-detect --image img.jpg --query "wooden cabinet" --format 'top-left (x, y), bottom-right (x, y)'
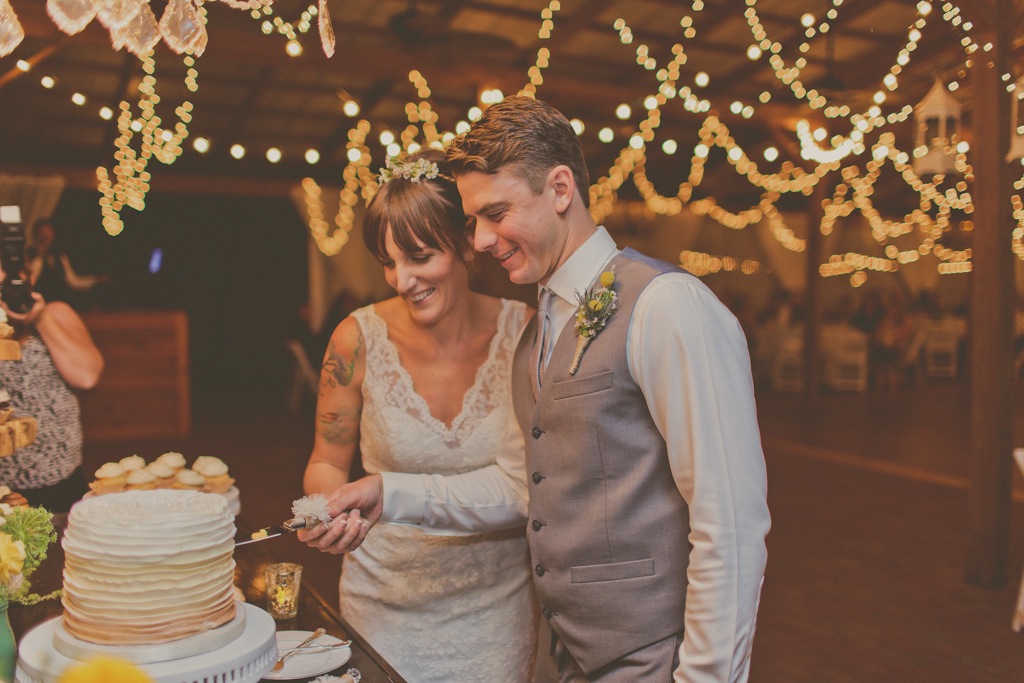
top-left (79, 311), bottom-right (191, 441)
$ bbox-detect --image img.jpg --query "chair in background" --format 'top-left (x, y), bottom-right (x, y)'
top-left (821, 325), bottom-right (869, 392)
top-left (923, 318), bottom-right (965, 379)
top-left (902, 321), bottom-right (929, 383)
top-left (285, 339), bottom-right (319, 414)
top-left (771, 331), bottom-right (804, 392)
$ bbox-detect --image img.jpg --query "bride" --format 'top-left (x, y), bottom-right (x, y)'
top-left (300, 150), bottom-right (536, 682)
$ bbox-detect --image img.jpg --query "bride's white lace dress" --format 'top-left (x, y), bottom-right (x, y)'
top-left (342, 300), bottom-right (535, 683)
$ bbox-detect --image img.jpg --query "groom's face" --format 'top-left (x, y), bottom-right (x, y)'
top-left (458, 167), bottom-right (568, 286)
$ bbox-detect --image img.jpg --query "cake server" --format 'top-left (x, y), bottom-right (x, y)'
top-left (278, 639), bottom-right (352, 653)
top-left (273, 627), bottom-right (326, 672)
top-left (235, 517), bottom-right (312, 546)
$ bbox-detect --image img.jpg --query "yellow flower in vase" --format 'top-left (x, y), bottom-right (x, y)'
top-left (0, 505), bottom-right (58, 606)
top-left (0, 533), bottom-right (24, 587)
top-left (58, 656), bottom-right (154, 683)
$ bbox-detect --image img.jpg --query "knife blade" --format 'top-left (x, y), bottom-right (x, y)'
top-left (236, 517), bottom-right (311, 546)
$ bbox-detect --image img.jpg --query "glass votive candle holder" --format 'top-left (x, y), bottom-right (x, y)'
top-left (265, 562), bottom-right (302, 620)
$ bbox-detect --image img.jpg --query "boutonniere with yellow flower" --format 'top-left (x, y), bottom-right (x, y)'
top-left (569, 270), bottom-right (619, 375)
top-left (0, 498), bottom-right (59, 606)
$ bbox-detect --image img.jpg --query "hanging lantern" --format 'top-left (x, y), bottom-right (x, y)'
top-left (913, 78), bottom-right (962, 176)
top-left (1007, 75), bottom-right (1024, 163)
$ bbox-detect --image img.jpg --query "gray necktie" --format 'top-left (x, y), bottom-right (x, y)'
top-left (535, 288), bottom-right (553, 391)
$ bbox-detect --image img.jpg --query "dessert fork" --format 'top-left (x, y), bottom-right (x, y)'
top-left (272, 627), bottom-right (326, 672)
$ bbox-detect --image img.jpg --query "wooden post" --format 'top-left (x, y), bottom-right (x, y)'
top-left (803, 180), bottom-right (827, 398)
top-left (966, 1), bottom-right (1014, 588)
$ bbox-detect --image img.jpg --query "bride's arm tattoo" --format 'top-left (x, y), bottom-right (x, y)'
top-left (318, 406), bottom-right (361, 445)
top-left (317, 327), bottom-right (363, 446)
top-left (321, 329), bottom-right (363, 389)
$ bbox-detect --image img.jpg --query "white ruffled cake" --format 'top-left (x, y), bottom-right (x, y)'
top-left (61, 490), bottom-right (237, 645)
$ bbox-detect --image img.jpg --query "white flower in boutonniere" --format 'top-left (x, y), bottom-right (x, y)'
top-left (569, 269), bottom-right (619, 375)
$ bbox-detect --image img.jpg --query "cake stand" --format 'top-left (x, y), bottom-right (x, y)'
top-left (15, 602), bottom-right (277, 683)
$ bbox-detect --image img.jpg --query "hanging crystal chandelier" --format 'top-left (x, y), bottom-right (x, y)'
top-left (0, 0), bottom-right (335, 59)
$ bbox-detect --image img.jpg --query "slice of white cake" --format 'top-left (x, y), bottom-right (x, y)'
top-left (61, 490), bottom-right (237, 645)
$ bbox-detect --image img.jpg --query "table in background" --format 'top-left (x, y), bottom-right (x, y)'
top-left (10, 517), bottom-right (406, 683)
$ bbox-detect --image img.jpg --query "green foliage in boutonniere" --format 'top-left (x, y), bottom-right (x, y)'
top-left (569, 269), bottom-right (619, 375)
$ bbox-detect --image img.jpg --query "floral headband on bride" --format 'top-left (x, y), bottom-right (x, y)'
top-left (378, 155), bottom-right (450, 184)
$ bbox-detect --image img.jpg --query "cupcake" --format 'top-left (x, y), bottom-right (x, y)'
top-left (0, 485), bottom-right (27, 508)
top-left (89, 462), bottom-right (127, 495)
top-left (118, 454), bottom-right (146, 472)
top-left (0, 309), bottom-right (13, 340)
top-left (172, 469), bottom-right (206, 491)
top-left (146, 461), bottom-right (177, 488)
top-left (192, 456), bottom-right (235, 493)
top-left (0, 389), bottom-right (12, 425)
top-left (125, 469), bottom-right (157, 491)
top-left (156, 451), bottom-right (187, 472)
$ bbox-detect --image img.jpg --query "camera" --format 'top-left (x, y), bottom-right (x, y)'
top-left (0, 206), bottom-right (34, 314)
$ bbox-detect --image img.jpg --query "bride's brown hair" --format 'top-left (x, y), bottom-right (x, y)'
top-left (363, 149), bottom-right (472, 264)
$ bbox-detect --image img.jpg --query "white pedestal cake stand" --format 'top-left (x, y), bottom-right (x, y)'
top-left (15, 602), bottom-right (277, 683)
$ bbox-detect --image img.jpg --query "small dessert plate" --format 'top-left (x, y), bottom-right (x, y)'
top-left (263, 631), bottom-right (352, 680)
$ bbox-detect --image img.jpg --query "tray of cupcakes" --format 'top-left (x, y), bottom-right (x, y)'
top-left (0, 484), bottom-right (29, 509)
top-left (0, 388), bottom-right (38, 458)
top-left (86, 452), bottom-right (240, 516)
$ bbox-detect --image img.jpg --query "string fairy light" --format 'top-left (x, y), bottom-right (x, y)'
top-left (216, 1), bottom-right (1008, 279)
top-left (96, 51), bottom-right (199, 235)
top-left (34, 0), bottom-right (1001, 278)
top-left (679, 250), bottom-right (763, 276)
top-left (520, 0), bottom-right (561, 97)
top-left (248, 1), bottom-right (319, 57)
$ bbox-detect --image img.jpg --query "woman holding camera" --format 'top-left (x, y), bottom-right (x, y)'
top-left (0, 278), bottom-right (103, 513)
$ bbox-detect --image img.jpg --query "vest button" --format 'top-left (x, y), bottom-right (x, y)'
top-left (542, 608), bottom-right (553, 619)
top-left (532, 472), bottom-right (545, 484)
top-left (531, 520), bottom-right (545, 531)
top-left (531, 427), bottom-right (543, 439)
top-left (535, 564), bottom-right (547, 577)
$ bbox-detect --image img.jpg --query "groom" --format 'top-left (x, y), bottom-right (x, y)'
top-left (307, 96), bottom-right (770, 682)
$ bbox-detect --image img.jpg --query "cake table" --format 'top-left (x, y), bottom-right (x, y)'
top-left (15, 602), bottom-right (277, 683)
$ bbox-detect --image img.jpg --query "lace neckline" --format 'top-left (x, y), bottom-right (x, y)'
top-left (364, 300), bottom-right (513, 436)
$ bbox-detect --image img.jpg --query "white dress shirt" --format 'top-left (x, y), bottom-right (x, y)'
top-left (381, 227), bottom-right (770, 682)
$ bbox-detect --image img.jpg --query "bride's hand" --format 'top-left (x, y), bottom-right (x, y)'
top-left (297, 475), bottom-right (383, 554)
top-left (297, 508), bottom-right (370, 555)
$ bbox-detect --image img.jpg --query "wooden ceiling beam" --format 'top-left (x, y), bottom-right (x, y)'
top-left (215, 65), bottom-right (276, 141)
top-left (0, 38), bottom-right (68, 90)
top-left (0, 161), bottom-right (295, 197)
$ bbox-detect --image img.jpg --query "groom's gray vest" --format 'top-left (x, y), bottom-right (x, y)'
top-left (512, 249), bottom-right (690, 675)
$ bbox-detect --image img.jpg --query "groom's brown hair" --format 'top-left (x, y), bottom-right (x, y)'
top-left (446, 96), bottom-right (591, 208)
